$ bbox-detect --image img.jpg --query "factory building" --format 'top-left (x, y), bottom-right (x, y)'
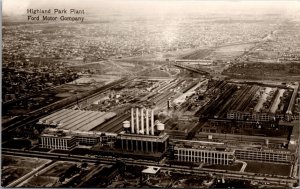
top-left (170, 140), bottom-right (235, 165)
top-left (40, 131), bottom-right (77, 150)
top-left (170, 136), bottom-right (297, 165)
top-left (204, 118), bottom-right (292, 136)
top-left (39, 128), bottom-right (117, 150)
top-left (37, 109), bottom-right (116, 132)
top-left (227, 111), bottom-right (286, 122)
top-left (173, 146), bottom-right (235, 165)
top-left (115, 108), bottom-right (169, 154)
top-left (234, 149), bottom-right (294, 163)
top-left (286, 82), bottom-right (299, 115)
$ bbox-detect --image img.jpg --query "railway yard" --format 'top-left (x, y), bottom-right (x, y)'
top-left (2, 65), bottom-right (300, 188)
top-left (2, 7), bottom-right (300, 188)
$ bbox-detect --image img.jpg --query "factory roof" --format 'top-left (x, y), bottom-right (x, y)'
top-left (41, 128), bottom-right (117, 138)
top-left (37, 109), bottom-right (116, 131)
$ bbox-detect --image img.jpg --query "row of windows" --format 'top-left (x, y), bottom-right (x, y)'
top-left (236, 154), bottom-right (288, 158)
top-left (41, 137), bottom-right (72, 147)
top-left (176, 154), bottom-right (230, 165)
top-left (42, 144), bottom-right (69, 150)
top-left (236, 151), bottom-right (289, 158)
top-left (77, 138), bottom-right (98, 141)
top-left (175, 149), bottom-right (232, 159)
top-left (41, 137), bottom-right (76, 149)
top-left (227, 113), bottom-right (285, 120)
top-left (236, 156), bottom-right (289, 162)
top-left (235, 154), bottom-right (288, 160)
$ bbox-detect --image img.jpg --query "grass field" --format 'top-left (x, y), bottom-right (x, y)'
top-left (203, 162), bottom-right (243, 171)
top-left (244, 161), bottom-right (291, 176)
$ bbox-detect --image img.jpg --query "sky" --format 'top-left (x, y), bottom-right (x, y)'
top-left (3, 0), bottom-right (300, 17)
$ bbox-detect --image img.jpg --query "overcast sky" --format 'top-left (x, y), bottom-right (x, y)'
top-left (3, 0), bottom-right (300, 17)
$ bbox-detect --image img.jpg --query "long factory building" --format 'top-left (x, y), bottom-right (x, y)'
top-left (39, 128), bottom-right (117, 150)
top-left (37, 108), bottom-right (298, 165)
top-left (170, 139), bottom-right (296, 165)
top-left (37, 109), bottom-right (116, 131)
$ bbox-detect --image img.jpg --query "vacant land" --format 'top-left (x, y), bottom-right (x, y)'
top-left (20, 161), bottom-right (77, 187)
top-left (244, 161), bottom-right (291, 176)
top-left (181, 48), bottom-right (213, 60)
top-left (1, 155), bottom-right (48, 186)
top-left (203, 162), bottom-right (243, 171)
top-left (223, 62), bottom-right (300, 81)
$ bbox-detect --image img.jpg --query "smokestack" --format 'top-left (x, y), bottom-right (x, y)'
top-left (151, 110), bottom-right (154, 135)
top-left (131, 108), bottom-right (134, 133)
top-left (146, 109), bottom-right (149, 135)
top-left (141, 109), bottom-right (144, 134)
top-left (136, 108), bottom-right (139, 133)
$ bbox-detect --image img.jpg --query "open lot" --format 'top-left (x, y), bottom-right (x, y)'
top-left (244, 161), bottom-right (291, 176)
top-left (20, 161), bottom-right (79, 187)
top-left (203, 162), bottom-right (243, 172)
top-left (1, 155), bottom-right (49, 186)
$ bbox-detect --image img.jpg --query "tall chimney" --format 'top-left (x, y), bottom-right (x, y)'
top-left (141, 108), bottom-right (144, 134)
top-left (131, 108), bottom-right (134, 133)
top-left (136, 108), bottom-right (139, 133)
top-left (151, 109), bottom-right (154, 135)
top-left (146, 109), bottom-right (149, 135)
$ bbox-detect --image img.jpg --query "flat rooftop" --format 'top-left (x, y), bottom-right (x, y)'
top-left (37, 109), bottom-right (116, 132)
top-left (171, 139), bottom-right (293, 154)
top-left (41, 128), bottom-right (117, 138)
top-left (118, 131), bottom-right (169, 142)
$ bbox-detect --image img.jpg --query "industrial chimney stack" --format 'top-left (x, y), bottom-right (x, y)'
top-left (141, 109), bottom-right (144, 134)
top-left (151, 110), bottom-right (154, 135)
top-left (131, 108), bottom-right (134, 133)
top-left (129, 107), bottom-right (157, 135)
top-left (146, 109), bottom-right (149, 135)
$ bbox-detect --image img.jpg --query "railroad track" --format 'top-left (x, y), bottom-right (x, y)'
top-left (106, 114), bottom-right (131, 133)
top-left (3, 148), bottom-right (297, 185)
top-left (2, 77), bottom-right (134, 141)
top-left (92, 112), bottom-right (130, 133)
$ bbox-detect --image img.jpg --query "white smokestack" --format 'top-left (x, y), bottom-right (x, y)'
top-left (131, 108), bottom-right (134, 133)
top-left (136, 108), bottom-right (139, 133)
top-left (146, 109), bottom-right (149, 135)
top-left (141, 108), bottom-right (144, 134)
top-left (151, 110), bottom-right (154, 135)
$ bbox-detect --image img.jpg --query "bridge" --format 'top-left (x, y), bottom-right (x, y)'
top-left (174, 63), bottom-right (210, 75)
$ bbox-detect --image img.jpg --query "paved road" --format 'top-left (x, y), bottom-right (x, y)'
top-left (236, 160), bottom-right (247, 172)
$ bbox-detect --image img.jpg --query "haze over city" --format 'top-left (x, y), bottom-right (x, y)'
top-left (2, 0), bottom-right (300, 188)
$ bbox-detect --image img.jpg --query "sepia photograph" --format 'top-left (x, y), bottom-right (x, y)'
top-left (1, 0), bottom-right (300, 188)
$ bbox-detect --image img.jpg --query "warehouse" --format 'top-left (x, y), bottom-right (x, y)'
top-left (37, 109), bottom-right (116, 131)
